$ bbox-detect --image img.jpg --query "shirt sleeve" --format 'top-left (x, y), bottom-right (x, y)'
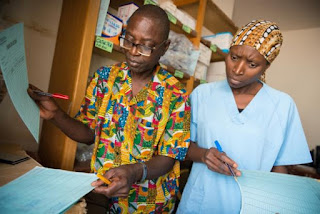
top-left (74, 66), bottom-right (111, 130)
top-left (158, 93), bottom-right (191, 160)
top-left (274, 98), bottom-right (312, 166)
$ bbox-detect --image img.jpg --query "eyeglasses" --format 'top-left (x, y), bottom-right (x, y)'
top-left (119, 36), bottom-right (167, 57)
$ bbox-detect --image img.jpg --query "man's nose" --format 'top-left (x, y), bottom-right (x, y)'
top-left (129, 45), bottom-right (140, 56)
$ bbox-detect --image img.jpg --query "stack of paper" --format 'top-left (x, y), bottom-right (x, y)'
top-left (238, 170), bottom-right (320, 214)
top-left (0, 166), bottom-right (97, 214)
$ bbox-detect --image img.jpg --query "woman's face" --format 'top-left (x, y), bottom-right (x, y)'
top-left (225, 45), bottom-right (270, 89)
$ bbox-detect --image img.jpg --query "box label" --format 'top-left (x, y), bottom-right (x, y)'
top-left (182, 25), bottom-right (191, 34)
top-left (144, 0), bottom-right (157, 5)
top-left (174, 70), bottom-right (184, 78)
top-left (210, 44), bottom-right (217, 52)
top-left (95, 36), bottom-right (113, 53)
top-left (167, 12), bottom-right (177, 24)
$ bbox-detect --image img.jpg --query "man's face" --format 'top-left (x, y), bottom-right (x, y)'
top-left (123, 15), bottom-right (169, 74)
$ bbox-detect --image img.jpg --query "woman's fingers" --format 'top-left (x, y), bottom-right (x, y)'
top-left (204, 147), bottom-right (240, 176)
top-left (206, 155), bottom-right (232, 175)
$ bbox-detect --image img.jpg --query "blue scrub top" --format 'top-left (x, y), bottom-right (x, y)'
top-left (177, 80), bottom-right (312, 214)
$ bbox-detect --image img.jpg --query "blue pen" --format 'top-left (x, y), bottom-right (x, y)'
top-left (214, 140), bottom-right (238, 182)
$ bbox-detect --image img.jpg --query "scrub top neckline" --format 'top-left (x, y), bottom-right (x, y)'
top-left (223, 80), bottom-right (265, 124)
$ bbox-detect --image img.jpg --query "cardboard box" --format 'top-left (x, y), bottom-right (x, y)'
top-left (101, 12), bottom-right (123, 45)
top-left (117, 2), bottom-right (139, 26)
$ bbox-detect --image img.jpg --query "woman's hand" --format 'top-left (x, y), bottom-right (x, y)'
top-left (202, 147), bottom-right (241, 176)
top-left (92, 164), bottom-right (140, 198)
top-left (27, 84), bottom-right (60, 120)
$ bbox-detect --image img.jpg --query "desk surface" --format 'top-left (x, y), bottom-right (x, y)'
top-left (0, 144), bottom-right (41, 186)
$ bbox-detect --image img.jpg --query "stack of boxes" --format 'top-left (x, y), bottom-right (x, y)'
top-left (158, 0), bottom-right (196, 31)
top-left (202, 32), bottom-right (233, 82)
top-left (99, 0), bottom-right (229, 84)
top-left (194, 43), bottom-right (212, 81)
top-left (101, 13), bottom-right (123, 45)
top-left (101, 2), bottom-right (139, 45)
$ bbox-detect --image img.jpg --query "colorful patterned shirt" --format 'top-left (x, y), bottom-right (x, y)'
top-left (75, 62), bottom-right (190, 213)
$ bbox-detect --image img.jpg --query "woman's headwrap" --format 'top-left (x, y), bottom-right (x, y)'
top-left (231, 20), bottom-right (283, 64)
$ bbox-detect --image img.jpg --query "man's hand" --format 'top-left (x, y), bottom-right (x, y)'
top-left (92, 164), bottom-right (141, 198)
top-left (27, 84), bottom-right (94, 144)
top-left (27, 84), bottom-right (60, 120)
top-left (202, 147), bottom-right (241, 177)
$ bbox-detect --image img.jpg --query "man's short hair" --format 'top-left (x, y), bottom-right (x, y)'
top-left (128, 4), bottom-right (170, 40)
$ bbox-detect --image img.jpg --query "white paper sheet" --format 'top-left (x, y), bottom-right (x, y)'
top-left (0, 166), bottom-right (98, 214)
top-left (0, 23), bottom-right (39, 142)
top-left (238, 170), bottom-right (320, 214)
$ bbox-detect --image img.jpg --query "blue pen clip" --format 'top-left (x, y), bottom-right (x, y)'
top-left (214, 140), bottom-right (223, 153)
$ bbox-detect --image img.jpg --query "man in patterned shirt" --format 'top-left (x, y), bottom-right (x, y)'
top-left (28, 5), bottom-right (190, 213)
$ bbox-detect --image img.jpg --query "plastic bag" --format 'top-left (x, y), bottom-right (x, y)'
top-left (159, 31), bottom-right (199, 76)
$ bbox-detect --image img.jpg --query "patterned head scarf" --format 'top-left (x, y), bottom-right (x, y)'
top-left (231, 20), bottom-right (283, 64)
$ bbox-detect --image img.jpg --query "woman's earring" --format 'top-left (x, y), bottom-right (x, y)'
top-left (260, 72), bottom-right (266, 83)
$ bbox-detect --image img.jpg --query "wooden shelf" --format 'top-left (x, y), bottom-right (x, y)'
top-left (93, 41), bottom-right (125, 59)
top-left (200, 38), bottom-right (227, 62)
top-left (109, 0), bottom-right (197, 38)
top-left (175, 0), bottom-right (238, 35)
top-left (169, 16), bottom-right (197, 38)
top-left (42, 0), bottom-right (237, 170)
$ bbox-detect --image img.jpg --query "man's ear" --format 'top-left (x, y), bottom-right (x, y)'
top-left (163, 39), bottom-right (171, 53)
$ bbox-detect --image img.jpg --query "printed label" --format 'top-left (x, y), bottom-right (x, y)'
top-left (95, 36), bottom-right (113, 53)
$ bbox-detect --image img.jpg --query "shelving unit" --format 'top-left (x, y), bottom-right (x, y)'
top-left (38, 0), bottom-right (237, 170)
top-left (93, 43), bottom-right (191, 80)
top-left (200, 38), bottom-right (227, 62)
top-left (93, 0), bottom-right (237, 92)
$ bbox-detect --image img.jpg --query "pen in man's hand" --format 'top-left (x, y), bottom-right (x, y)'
top-left (96, 173), bottom-right (111, 185)
top-left (214, 140), bottom-right (238, 182)
top-left (33, 90), bottom-right (69, 100)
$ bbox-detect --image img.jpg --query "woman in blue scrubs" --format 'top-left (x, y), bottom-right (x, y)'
top-left (177, 20), bottom-right (312, 213)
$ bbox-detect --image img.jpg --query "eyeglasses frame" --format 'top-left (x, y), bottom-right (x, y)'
top-left (119, 36), bottom-right (167, 57)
